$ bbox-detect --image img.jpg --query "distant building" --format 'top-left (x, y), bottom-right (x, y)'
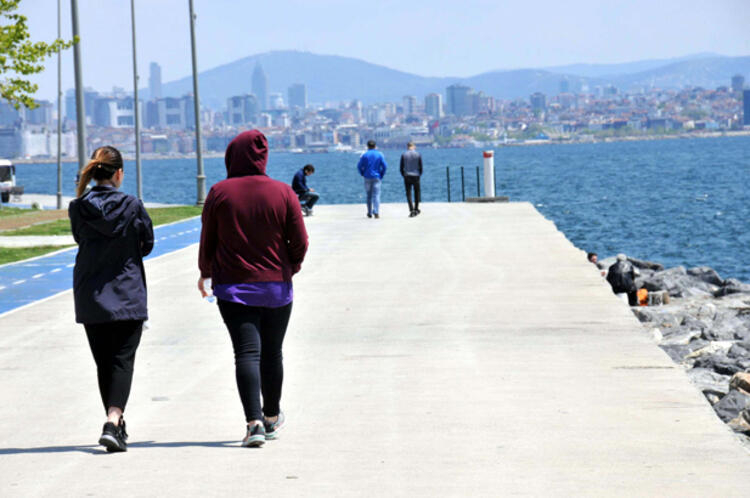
top-left (144, 95), bottom-right (194, 130)
top-left (65, 88), bottom-right (98, 123)
top-left (424, 93), bottom-right (443, 119)
top-left (403, 95), bottom-right (417, 116)
top-left (252, 63), bottom-right (268, 111)
top-left (24, 100), bottom-right (53, 126)
top-left (744, 89), bottom-right (750, 126)
top-left (446, 84), bottom-right (473, 116)
top-left (93, 96), bottom-right (141, 128)
top-left (269, 93), bottom-right (284, 110)
top-left (0, 101), bottom-right (21, 127)
top-left (149, 62), bottom-right (162, 100)
top-left (530, 92), bottom-right (546, 112)
top-left (288, 83), bottom-right (307, 109)
top-left (731, 74), bottom-right (745, 93)
top-left (226, 94), bottom-right (259, 125)
top-left (559, 78), bottom-right (570, 94)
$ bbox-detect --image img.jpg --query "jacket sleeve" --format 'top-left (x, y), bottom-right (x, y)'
top-left (68, 201), bottom-right (80, 244)
top-left (380, 154), bottom-right (387, 178)
top-left (357, 154), bottom-right (366, 176)
top-left (419, 155), bottom-right (423, 175)
top-left (400, 155), bottom-right (405, 177)
top-left (283, 189), bottom-right (309, 275)
top-left (137, 202), bottom-right (154, 256)
top-left (198, 188), bottom-right (218, 278)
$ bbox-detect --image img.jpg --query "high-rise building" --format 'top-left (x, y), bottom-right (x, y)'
top-left (149, 62), bottom-right (162, 100)
top-left (424, 93), bottom-right (443, 119)
top-left (288, 83), bottom-right (307, 109)
top-left (64, 88), bottom-right (98, 123)
top-left (269, 93), bottom-right (284, 110)
top-left (403, 95), bottom-right (417, 116)
top-left (446, 84), bottom-right (473, 116)
top-left (252, 63), bottom-right (268, 111)
top-left (559, 78), bottom-right (570, 94)
top-left (731, 74), bottom-right (745, 93)
top-left (24, 100), bottom-right (53, 126)
top-left (93, 96), bottom-right (141, 128)
top-left (227, 94), bottom-right (259, 125)
top-left (530, 92), bottom-right (547, 112)
top-left (744, 89), bottom-right (750, 126)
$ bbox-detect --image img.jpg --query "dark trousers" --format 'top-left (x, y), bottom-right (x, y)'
top-left (299, 191), bottom-right (319, 209)
top-left (217, 299), bottom-right (292, 422)
top-left (84, 320), bottom-right (143, 413)
top-left (404, 176), bottom-right (421, 212)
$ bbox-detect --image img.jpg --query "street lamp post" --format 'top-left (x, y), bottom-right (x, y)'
top-left (130, 0), bottom-right (142, 200)
top-left (70, 0), bottom-right (86, 174)
top-left (188, 0), bottom-right (205, 205)
top-left (56, 0), bottom-right (62, 209)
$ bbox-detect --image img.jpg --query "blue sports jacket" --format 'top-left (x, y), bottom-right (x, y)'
top-left (357, 149), bottom-right (387, 179)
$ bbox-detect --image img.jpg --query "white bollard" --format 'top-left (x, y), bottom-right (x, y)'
top-left (483, 150), bottom-right (495, 198)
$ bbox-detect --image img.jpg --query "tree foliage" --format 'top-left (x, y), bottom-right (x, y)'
top-left (0, 0), bottom-right (75, 109)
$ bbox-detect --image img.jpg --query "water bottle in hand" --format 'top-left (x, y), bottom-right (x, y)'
top-left (203, 278), bottom-right (215, 303)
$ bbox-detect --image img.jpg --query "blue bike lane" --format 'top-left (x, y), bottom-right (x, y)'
top-left (0, 216), bottom-right (202, 316)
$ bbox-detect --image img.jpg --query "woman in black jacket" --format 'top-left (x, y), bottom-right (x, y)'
top-left (69, 146), bottom-right (154, 452)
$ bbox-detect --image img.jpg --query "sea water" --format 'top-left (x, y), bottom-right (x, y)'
top-left (15, 135), bottom-right (750, 281)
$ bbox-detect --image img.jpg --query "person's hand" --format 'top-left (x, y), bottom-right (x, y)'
top-left (309, 188), bottom-right (315, 192)
top-left (198, 276), bottom-right (209, 297)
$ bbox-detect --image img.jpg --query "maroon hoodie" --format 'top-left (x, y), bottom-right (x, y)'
top-left (199, 130), bottom-right (308, 283)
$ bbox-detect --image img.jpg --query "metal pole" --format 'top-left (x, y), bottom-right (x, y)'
top-left (446, 166), bottom-right (450, 202)
top-left (56, 0), bottom-right (62, 208)
top-left (188, 0), bottom-right (205, 205)
top-left (70, 0), bottom-right (86, 173)
top-left (460, 166), bottom-right (465, 201)
top-left (475, 166), bottom-right (480, 197)
top-left (130, 0), bottom-right (142, 200)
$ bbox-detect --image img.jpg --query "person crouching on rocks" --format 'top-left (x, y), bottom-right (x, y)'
top-left (198, 130), bottom-right (308, 447)
top-left (69, 146), bottom-right (154, 452)
top-left (606, 253), bottom-right (639, 306)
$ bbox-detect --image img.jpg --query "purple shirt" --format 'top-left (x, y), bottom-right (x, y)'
top-left (213, 282), bottom-right (293, 308)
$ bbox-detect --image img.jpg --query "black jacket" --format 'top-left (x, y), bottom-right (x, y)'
top-left (606, 260), bottom-right (637, 294)
top-left (69, 186), bottom-right (154, 324)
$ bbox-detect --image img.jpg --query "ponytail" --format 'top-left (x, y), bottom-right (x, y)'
top-left (76, 146), bottom-right (124, 198)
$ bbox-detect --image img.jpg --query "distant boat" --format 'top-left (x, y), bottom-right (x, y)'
top-left (327, 143), bottom-right (354, 153)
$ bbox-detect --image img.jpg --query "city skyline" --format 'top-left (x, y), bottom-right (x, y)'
top-left (15, 0), bottom-right (750, 103)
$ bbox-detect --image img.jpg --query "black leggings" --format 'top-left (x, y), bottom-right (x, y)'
top-left (404, 176), bottom-right (421, 212)
top-left (84, 320), bottom-right (143, 413)
top-left (217, 299), bottom-right (292, 422)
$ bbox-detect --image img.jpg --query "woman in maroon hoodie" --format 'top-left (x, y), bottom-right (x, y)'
top-left (198, 130), bottom-right (308, 447)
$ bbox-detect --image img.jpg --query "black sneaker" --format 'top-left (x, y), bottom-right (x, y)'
top-left (263, 412), bottom-right (285, 440)
top-left (242, 423), bottom-right (266, 447)
top-left (367, 213), bottom-right (372, 218)
top-left (374, 213), bottom-right (379, 219)
top-left (409, 211), bottom-right (416, 217)
top-left (99, 422), bottom-right (127, 452)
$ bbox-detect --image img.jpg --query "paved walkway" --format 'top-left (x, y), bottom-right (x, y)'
top-left (0, 202), bottom-right (748, 497)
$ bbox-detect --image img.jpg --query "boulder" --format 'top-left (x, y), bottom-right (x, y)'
top-left (660, 328), bottom-right (702, 346)
top-left (687, 266), bottom-right (724, 286)
top-left (729, 372), bottom-right (750, 394)
top-left (687, 368), bottom-right (731, 399)
top-left (693, 353), bottom-right (750, 376)
top-left (727, 411), bottom-right (750, 433)
top-left (641, 266), bottom-right (715, 298)
top-left (727, 341), bottom-right (750, 359)
top-left (631, 307), bottom-right (682, 328)
top-left (628, 256), bottom-right (664, 271)
top-left (713, 390), bottom-right (750, 422)
top-left (714, 278), bottom-right (750, 297)
top-left (702, 315), bottom-right (747, 341)
top-left (659, 339), bottom-right (708, 363)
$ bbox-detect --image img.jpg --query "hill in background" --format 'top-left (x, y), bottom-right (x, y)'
top-left (154, 50), bottom-right (750, 108)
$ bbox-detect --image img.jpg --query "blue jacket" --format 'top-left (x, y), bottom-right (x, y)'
top-left (69, 186), bottom-right (154, 324)
top-left (357, 149), bottom-right (387, 179)
top-left (291, 168), bottom-right (309, 195)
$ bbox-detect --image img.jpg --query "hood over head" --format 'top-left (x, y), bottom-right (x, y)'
top-left (74, 186), bottom-right (139, 238)
top-left (225, 130), bottom-right (268, 178)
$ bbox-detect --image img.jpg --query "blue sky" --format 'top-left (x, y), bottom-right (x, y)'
top-left (16, 0), bottom-right (750, 101)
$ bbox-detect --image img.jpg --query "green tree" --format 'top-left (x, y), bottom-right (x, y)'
top-left (0, 0), bottom-right (74, 109)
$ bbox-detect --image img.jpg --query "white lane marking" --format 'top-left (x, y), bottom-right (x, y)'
top-left (50, 268), bottom-right (62, 273)
top-left (13, 279), bottom-right (26, 285)
top-left (32, 273), bottom-right (44, 279)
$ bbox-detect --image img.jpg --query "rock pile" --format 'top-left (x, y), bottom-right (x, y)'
top-left (611, 258), bottom-right (750, 442)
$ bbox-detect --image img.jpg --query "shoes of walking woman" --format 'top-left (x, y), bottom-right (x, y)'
top-left (242, 423), bottom-right (266, 448)
top-left (264, 412), bottom-right (285, 440)
top-left (99, 422), bottom-right (127, 452)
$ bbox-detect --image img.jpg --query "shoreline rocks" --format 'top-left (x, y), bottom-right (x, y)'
top-left (612, 257), bottom-right (750, 444)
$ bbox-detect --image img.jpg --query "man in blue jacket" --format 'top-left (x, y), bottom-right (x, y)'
top-left (291, 164), bottom-right (319, 216)
top-left (356, 140), bottom-right (387, 218)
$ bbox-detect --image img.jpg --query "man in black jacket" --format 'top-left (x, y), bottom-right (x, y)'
top-left (400, 142), bottom-right (423, 217)
top-left (606, 254), bottom-right (638, 306)
top-left (291, 164), bottom-right (319, 216)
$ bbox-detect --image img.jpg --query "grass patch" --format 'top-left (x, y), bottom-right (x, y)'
top-left (0, 206), bottom-right (29, 218)
top-left (0, 245), bottom-right (75, 265)
top-left (1, 205), bottom-right (202, 236)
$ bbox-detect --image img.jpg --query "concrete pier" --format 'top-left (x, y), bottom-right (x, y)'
top-left (0, 202), bottom-right (748, 497)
